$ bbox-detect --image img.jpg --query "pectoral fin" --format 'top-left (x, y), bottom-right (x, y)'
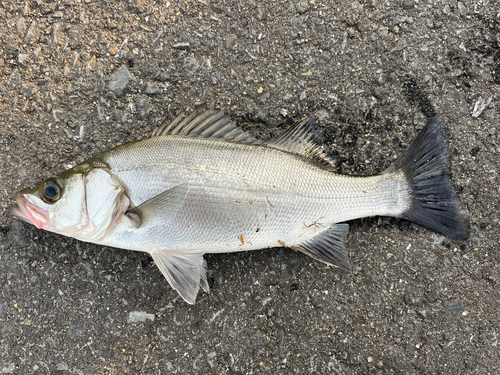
top-left (297, 224), bottom-right (350, 270)
top-left (126, 184), bottom-right (188, 228)
top-left (151, 250), bottom-right (209, 304)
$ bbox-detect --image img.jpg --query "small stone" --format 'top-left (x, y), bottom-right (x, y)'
top-left (315, 109), bottom-right (331, 126)
top-left (418, 310), bottom-right (429, 319)
top-left (108, 46), bottom-right (118, 55)
top-left (184, 56), bottom-right (199, 76)
top-left (145, 82), bottom-right (159, 94)
top-left (18, 53), bottom-right (28, 64)
top-left (21, 83), bottom-right (37, 97)
top-left (378, 26), bottom-right (389, 37)
top-left (16, 17), bottom-right (26, 34)
top-left (445, 300), bottom-right (463, 318)
top-left (56, 363), bottom-right (69, 371)
top-left (256, 112), bottom-right (266, 122)
top-left (225, 34), bottom-right (237, 49)
top-left (282, 93), bottom-right (293, 101)
top-left (53, 11), bottom-right (63, 18)
top-left (172, 42), bottom-right (190, 49)
top-left (367, 356), bottom-right (373, 363)
top-left (296, 0), bottom-right (309, 14)
top-left (128, 311), bottom-right (155, 323)
top-left (489, 128), bottom-right (496, 135)
top-left (472, 95), bottom-right (492, 117)
top-left (299, 91), bottom-right (307, 101)
top-left (443, 5), bottom-right (451, 14)
top-left (457, 2), bottom-right (468, 15)
top-left (25, 21), bottom-right (39, 45)
top-left (108, 64), bottom-right (134, 96)
top-left (41, 2), bottom-right (57, 14)
top-left (1, 363), bottom-right (15, 374)
top-left (257, 87), bottom-right (263, 94)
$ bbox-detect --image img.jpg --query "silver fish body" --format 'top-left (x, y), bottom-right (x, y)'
top-left (10, 108), bottom-right (470, 303)
top-left (100, 135), bottom-right (406, 253)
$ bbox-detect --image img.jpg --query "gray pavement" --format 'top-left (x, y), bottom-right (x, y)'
top-left (1, 1), bottom-right (499, 374)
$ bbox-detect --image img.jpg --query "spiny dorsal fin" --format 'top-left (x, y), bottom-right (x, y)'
top-left (266, 117), bottom-right (337, 171)
top-left (153, 106), bottom-right (261, 143)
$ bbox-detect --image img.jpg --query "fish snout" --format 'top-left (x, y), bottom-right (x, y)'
top-left (10, 192), bottom-right (49, 229)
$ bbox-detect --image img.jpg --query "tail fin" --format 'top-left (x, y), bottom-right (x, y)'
top-left (386, 115), bottom-right (470, 240)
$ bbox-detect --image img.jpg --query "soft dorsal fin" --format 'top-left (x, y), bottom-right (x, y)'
top-left (266, 117), bottom-right (337, 171)
top-left (153, 106), bottom-right (261, 143)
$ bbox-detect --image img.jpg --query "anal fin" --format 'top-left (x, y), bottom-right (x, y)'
top-left (151, 250), bottom-right (209, 304)
top-left (297, 224), bottom-right (350, 270)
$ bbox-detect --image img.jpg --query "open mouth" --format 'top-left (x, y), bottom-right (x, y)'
top-left (10, 194), bottom-right (49, 229)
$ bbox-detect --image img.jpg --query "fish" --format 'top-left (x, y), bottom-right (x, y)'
top-left (10, 107), bottom-right (470, 304)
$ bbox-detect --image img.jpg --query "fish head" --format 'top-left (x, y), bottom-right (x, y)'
top-left (10, 165), bottom-right (128, 242)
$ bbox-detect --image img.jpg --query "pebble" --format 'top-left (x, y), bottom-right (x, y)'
top-left (472, 96), bottom-right (492, 117)
top-left (56, 363), bottom-right (69, 371)
top-left (128, 311), bottom-right (155, 323)
top-left (315, 109), bottom-right (331, 126)
top-left (108, 46), bottom-right (118, 55)
top-left (67, 323), bottom-right (85, 338)
top-left (16, 17), bottom-right (25, 34)
top-left (1, 363), bottom-right (15, 374)
top-left (21, 83), bottom-right (37, 96)
top-left (378, 26), bottom-right (389, 37)
top-left (145, 82), bottom-right (159, 94)
top-left (184, 56), bottom-right (199, 76)
top-left (445, 300), bottom-right (463, 318)
top-left (24, 21), bottom-right (39, 44)
top-left (108, 64), bottom-right (134, 96)
top-left (225, 34), bottom-right (237, 49)
top-left (18, 53), bottom-right (28, 64)
top-left (296, 0), bottom-right (309, 14)
top-left (172, 42), bottom-right (190, 49)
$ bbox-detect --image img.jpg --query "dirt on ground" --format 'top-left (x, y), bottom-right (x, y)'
top-left (0, 0), bottom-right (499, 374)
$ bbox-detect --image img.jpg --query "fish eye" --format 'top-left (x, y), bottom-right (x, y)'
top-left (41, 179), bottom-right (62, 203)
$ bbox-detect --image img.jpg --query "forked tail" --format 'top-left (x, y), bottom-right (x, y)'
top-left (385, 115), bottom-right (470, 240)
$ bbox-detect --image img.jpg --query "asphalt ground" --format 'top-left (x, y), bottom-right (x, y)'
top-left (0, 1), bottom-right (499, 374)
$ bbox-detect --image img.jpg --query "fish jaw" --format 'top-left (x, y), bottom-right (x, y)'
top-left (10, 192), bottom-right (49, 229)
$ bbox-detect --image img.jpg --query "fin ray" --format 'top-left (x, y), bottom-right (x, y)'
top-left (387, 115), bottom-right (470, 240)
top-left (297, 224), bottom-right (350, 270)
top-left (151, 250), bottom-right (209, 304)
top-left (153, 107), bottom-right (262, 143)
top-left (126, 184), bottom-right (188, 227)
top-left (266, 117), bottom-right (337, 171)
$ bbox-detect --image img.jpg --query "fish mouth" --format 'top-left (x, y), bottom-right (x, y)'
top-left (9, 193), bottom-right (49, 229)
